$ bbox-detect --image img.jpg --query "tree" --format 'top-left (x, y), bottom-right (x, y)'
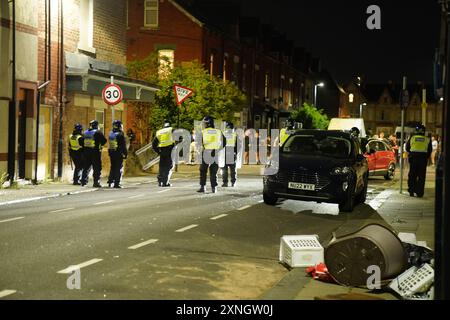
top-left (291, 103), bottom-right (330, 129)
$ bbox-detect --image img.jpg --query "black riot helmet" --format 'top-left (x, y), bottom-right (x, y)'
top-left (203, 116), bottom-right (215, 128)
top-left (350, 126), bottom-right (360, 138)
top-left (90, 120), bottom-right (99, 130)
top-left (163, 120), bottom-right (171, 128)
top-left (112, 120), bottom-right (123, 131)
top-left (285, 118), bottom-right (295, 129)
top-left (74, 123), bottom-right (83, 133)
top-left (225, 121), bottom-right (234, 130)
top-left (415, 124), bottom-right (426, 135)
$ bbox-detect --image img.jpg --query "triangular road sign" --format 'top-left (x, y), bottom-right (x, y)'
top-left (173, 85), bottom-right (194, 105)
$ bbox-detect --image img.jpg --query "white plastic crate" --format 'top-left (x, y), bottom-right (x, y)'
top-left (279, 235), bottom-right (324, 268)
top-left (389, 263), bottom-right (434, 298)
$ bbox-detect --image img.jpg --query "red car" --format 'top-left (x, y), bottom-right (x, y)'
top-left (361, 138), bottom-right (396, 180)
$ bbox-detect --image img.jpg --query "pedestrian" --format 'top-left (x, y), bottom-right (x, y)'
top-left (388, 134), bottom-right (399, 163)
top-left (68, 123), bottom-right (84, 185)
top-left (406, 124), bottom-right (432, 197)
top-left (279, 118), bottom-right (295, 146)
top-left (197, 116), bottom-right (226, 193)
top-left (152, 121), bottom-right (175, 187)
top-left (81, 120), bottom-right (107, 187)
top-left (107, 120), bottom-right (127, 188)
top-left (431, 135), bottom-right (438, 166)
top-left (221, 121), bottom-right (238, 187)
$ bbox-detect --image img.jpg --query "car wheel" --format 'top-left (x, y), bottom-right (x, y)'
top-left (263, 192), bottom-right (278, 205)
top-left (339, 178), bottom-right (355, 212)
top-left (384, 163), bottom-right (396, 180)
top-left (355, 174), bottom-right (368, 204)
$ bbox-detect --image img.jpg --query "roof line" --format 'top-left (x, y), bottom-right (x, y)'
top-left (168, 0), bottom-right (204, 28)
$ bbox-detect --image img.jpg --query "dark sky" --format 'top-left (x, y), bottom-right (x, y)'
top-left (240, 0), bottom-right (441, 85)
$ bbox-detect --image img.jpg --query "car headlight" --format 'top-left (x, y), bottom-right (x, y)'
top-left (331, 167), bottom-right (351, 175)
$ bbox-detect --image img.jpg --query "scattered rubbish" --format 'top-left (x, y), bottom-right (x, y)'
top-left (279, 235), bottom-right (324, 268)
top-left (325, 224), bottom-right (407, 286)
top-left (388, 264), bottom-right (434, 300)
top-left (306, 263), bottom-right (335, 283)
top-left (397, 232), bottom-right (417, 245)
top-left (402, 242), bottom-right (434, 268)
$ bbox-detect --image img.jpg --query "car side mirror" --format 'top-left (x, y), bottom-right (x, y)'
top-left (356, 154), bottom-right (365, 162)
top-left (368, 148), bottom-right (376, 154)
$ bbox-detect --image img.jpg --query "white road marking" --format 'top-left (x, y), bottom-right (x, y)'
top-left (175, 224), bottom-right (198, 232)
top-left (128, 194), bottom-right (145, 199)
top-left (0, 217), bottom-right (24, 224)
top-left (238, 205), bottom-right (252, 211)
top-left (128, 239), bottom-right (159, 250)
top-left (210, 214), bottom-right (228, 220)
top-left (57, 258), bottom-right (103, 274)
top-left (157, 189), bottom-right (170, 194)
top-left (49, 208), bottom-right (75, 214)
top-left (93, 200), bottom-right (114, 205)
top-left (0, 189), bottom-right (98, 207)
top-left (369, 190), bottom-right (394, 210)
top-left (0, 290), bottom-right (16, 298)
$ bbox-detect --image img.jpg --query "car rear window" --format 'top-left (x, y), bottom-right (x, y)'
top-left (283, 135), bottom-right (352, 158)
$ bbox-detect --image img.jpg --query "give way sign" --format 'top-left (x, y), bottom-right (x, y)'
top-left (173, 85), bottom-right (194, 105)
top-left (102, 83), bottom-right (123, 106)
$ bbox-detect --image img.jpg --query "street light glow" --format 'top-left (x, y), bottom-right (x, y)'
top-left (318, 82), bottom-right (324, 87)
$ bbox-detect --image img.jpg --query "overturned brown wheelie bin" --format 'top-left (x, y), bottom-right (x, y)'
top-left (325, 223), bottom-right (408, 287)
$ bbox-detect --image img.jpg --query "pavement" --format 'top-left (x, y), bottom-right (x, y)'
top-left (0, 164), bottom-right (437, 300)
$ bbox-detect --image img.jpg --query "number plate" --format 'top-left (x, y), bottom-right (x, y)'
top-left (288, 182), bottom-right (315, 191)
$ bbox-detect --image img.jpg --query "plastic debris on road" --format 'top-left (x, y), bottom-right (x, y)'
top-left (306, 263), bottom-right (335, 283)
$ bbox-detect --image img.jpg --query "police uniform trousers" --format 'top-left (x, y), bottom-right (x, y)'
top-left (81, 148), bottom-right (102, 185)
top-left (221, 147), bottom-right (237, 185)
top-left (108, 150), bottom-right (123, 187)
top-left (200, 150), bottom-right (219, 188)
top-left (158, 145), bottom-right (174, 185)
top-left (408, 154), bottom-right (428, 197)
top-left (70, 150), bottom-right (84, 184)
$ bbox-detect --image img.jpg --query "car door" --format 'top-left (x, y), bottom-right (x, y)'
top-left (374, 141), bottom-right (389, 171)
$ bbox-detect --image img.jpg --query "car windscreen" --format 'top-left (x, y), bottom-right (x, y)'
top-left (282, 135), bottom-right (352, 158)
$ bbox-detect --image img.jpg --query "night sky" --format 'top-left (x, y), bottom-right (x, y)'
top-left (240, 0), bottom-right (441, 85)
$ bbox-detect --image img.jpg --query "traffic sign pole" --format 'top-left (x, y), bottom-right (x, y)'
top-left (400, 76), bottom-right (407, 194)
top-left (111, 76), bottom-right (115, 125)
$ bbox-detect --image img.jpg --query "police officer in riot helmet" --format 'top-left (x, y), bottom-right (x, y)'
top-left (152, 120), bottom-right (175, 187)
top-left (108, 120), bottom-right (127, 188)
top-left (280, 118), bottom-right (295, 145)
top-left (197, 116), bottom-right (226, 193)
top-left (68, 123), bottom-right (85, 185)
top-left (406, 124), bottom-right (432, 197)
top-left (81, 119), bottom-right (107, 187)
top-left (350, 127), bottom-right (360, 138)
top-left (221, 121), bottom-right (239, 187)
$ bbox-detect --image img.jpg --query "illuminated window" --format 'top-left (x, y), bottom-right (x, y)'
top-left (95, 110), bottom-right (105, 131)
top-left (209, 53), bottom-right (214, 78)
top-left (79, 0), bottom-right (94, 52)
top-left (349, 93), bottom-right (354, 103)
top-left (144, 0), bottom-right (159, 28)
top-left (158, 49), bottom-right (174, 78)
top-left (264, 74), bottom-right (269, 99)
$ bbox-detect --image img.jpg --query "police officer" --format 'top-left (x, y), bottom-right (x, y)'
top-left (221, 121), bottom-right (238, 187)
top-left (81, 120), bottom-right (107, 187)
top-left (406, 124), bottom-right (432, 197)
top-left (152, 121), bottom-right (175, 187)
top-left (280, 118), bottom-right (295, 146)
top-left (68, 123), bottom-right (84, 185)
top-left (197, 116), bottom-right (226, 193)
top-left (108, 120), bottom-right (127, 188)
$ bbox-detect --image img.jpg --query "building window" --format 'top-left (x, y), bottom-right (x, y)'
top-left (242, 63), bottom-right (247, 92)
top-left (223, 55), bottom-right (228, 82)
top-left (264, 74), bottom-right (269, 100)
top-left (79, 0), bottom-right (94, 52)
top-left (126, 0), bottom-right (129, 28)
top-left (95, 110), bottom-right (105, 131)
top-left (381, 110), bottom-right (385, 120)
top-left (144, 0), bottom-right (159, 28)
top-left (209, 53), bottom-right (214, 78)
top-left (349, 93), bottom-right (354, 103)
top-left (158, 49), bottom-right (174, 78)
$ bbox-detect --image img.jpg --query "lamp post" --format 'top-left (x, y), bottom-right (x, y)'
top-left (314, 82), bottom-right (324, 106)
top-left (359, 103), bottom-right (367, 118)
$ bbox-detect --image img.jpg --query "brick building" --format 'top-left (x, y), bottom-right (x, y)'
top-left (126, 0), bottom-right (319, 130)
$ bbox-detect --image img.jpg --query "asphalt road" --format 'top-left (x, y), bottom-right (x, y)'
top-left (0, 175), bottom-right (395, 299)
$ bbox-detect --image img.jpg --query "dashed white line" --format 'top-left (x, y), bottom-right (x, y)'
top-left (49, 208), bottom-right (75, 214)
top-left (210, 214), bottom-right (228, 220)
top-left (369, 190), bottom-right (394, 210)
top-left (157, 189), bottom-right (170, 193)
top-left (175, 224), bottom-right (198, 232)
top-left (57, 258), bottom-right (103, 274)
top-left (128, 239), bottom-right (159, 250)
top-left (0, 290), bottom-right (16, 298)
top-left (0, 217), bottom-right (25, 224)
top-left (93, 200), bottom-right (114, 205)
top-left (128, 194), bottom-right (145, 199)
top-left (238, 205), bottom-right (252, 211)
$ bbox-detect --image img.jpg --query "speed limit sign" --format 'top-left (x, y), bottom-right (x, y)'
top-left (102, 83), bottom-right (123, 105)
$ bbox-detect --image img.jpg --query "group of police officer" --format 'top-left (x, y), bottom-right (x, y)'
top-left (68, 120), bottom-right (127, 188)
top-left (151, 116), bottom-right (239, 193)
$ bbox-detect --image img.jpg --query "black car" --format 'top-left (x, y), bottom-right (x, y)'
top-left (263, 130), bottom-right (369, 212)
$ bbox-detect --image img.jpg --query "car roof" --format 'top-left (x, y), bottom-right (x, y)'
top-left (290, 129), bottom-right (353, 139)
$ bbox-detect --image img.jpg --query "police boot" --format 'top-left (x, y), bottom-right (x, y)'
top-left (221, 182), bottom-right (228, 187)
top-left (93, 181), bottom-right (102, 188)
top-left (211, 187), bottom-right (217, 194)
top-left (197, 186), bottom-right (205, 193)
top-left (114, 184), bottom-right (123, 189)
top-left (162, 183), bottom-right (172, 187)
top-left (231, 182), bottom-right (236, 187)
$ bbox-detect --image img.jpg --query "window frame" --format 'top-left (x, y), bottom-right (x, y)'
top-left (144, 0), bottom-right (159, 28)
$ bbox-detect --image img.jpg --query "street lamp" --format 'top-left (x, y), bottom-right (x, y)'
top-left (359, 102), bottom-right (367, 118)
top-left (314, 82), bottom-right (324, 106)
